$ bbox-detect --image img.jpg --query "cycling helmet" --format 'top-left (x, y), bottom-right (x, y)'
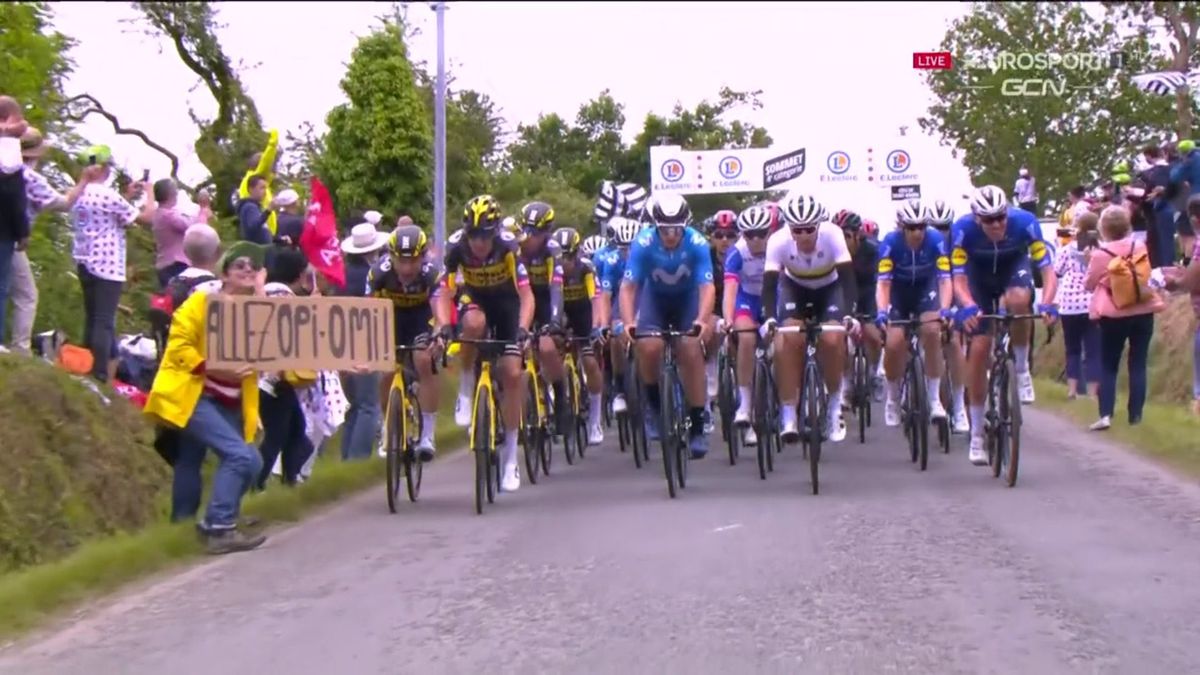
top-left (644, 192), bottom-right (692, 228)
top-left (779, 192), bottom-right (825, 226)
top-left (608, 216), bottom-right (641, 245)
top-left (926, 199), bottom-right (955, 229)
top-left (388, 224), bottom-right (428, 257)
top-left (552, 227), bottom-right (583, 255)
top-left (711, 209), bottom-right (737, 233)
top-left (736, 205), bottom-right (773, 232)
top-left (520, 201), bottom-right (555, 232)
top-left (463, 194), bottom-right (502, 231)
top-left (582, 234), bottom-right (607, 256)
top-left (861, 219), bottom-right (879, 238)
top-left (895, 199), bottom-right (926, 227)
top-left (970, 185), bottom-right (1008, 217)
top-left (832, 209), bottom-right (863, 231)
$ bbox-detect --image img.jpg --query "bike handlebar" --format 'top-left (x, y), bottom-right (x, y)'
top-left (629, 324), bottom-right (703, 340)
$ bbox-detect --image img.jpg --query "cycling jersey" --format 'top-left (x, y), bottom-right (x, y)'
top-left (598, 247), bottom-right (628, 295)
top-left (724, 238), bottom-right (767, 320)
top-left (763, 222), bottom-right (851, 289)
top-left (560, 258), bottom-right (597, 344)
top-left (710, 244), bottom-right (728, 318)
top-left (950, 207), bottom-right (1052, 278)
top-left (367, 257), bottom-right (439, 347)
top-left (848, 236), bottom-right (880, 315)
top-left (624, 226), bottom-right (714, 331)
top-left (519, 237), bottom-right (564, 326)
top-left (440, 228), bottom-right (530, 297)
top-left (878, 227), bottom-right (951, 285)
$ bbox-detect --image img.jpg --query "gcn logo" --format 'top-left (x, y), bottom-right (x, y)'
top-left (718, 156), bottom-right (743, 179)
top-left (661, 159), bottom-right (685, 183)
top-left (886, 150), bottom-right (912, 173)
top-left (826, 151), bottom-right (851, 175)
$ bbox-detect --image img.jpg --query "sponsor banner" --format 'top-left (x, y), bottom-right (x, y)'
top-left (890, 184), bottom-right (921, 201)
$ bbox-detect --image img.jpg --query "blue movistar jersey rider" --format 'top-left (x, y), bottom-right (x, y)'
top-left (950, 206), bottom-right (1053, 330)
top-left (623, 225), bottom-right (714, 331)
top-left (878, 226), bottom-right (951, 320)
top-left (723, 238), bottom-right (766, 321)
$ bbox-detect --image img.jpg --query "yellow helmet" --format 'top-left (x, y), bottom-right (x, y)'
top-left (463, 194), bottom-right (502, 231)
top-left (520, 201), bottom-right (556, 232)
top-left (388, 224), bottom-right (428, 257)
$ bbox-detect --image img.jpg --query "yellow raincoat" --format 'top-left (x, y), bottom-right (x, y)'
top-left (238, 129), bottom-right (280, 236)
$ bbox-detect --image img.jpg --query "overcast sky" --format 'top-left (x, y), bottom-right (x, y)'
top-left (51, 1), bottom-right (985, 220)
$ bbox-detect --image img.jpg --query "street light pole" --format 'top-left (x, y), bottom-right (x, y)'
top-left (432, 1), bottom-right (447, 257)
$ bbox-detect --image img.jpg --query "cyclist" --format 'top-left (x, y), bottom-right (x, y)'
top-left (875, 200), bottom-right (954, 427)
top-left (437, 194), bottom-right (534, 492)
top-left (594, 216), bottom-right (641, 414)
top-left (517, 201), bottom-right (571, 434)
top-left (723, 204), bottom-right (772, 445)
top-left (835, 209), bottom-right (884, 406)
top-left (550, 227), bottom-right (606, 445)
top-left (760, 193), bottom-right (859, 443)
top-left (620, 193), bottom-right (714, 458)
top-left (926, 199), bottom-right (970, 433)
top-left (703, 210), bottom-right (737, 429)
top-left (582, 234), bottom-right (607, 258)
top-left (367, 224), bottom-right (443, 461)
top-left (952, 185), bottom-right (1058, 465)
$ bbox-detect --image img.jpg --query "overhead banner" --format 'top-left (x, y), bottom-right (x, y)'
top-left (649, 144), bottom-right (921, 196)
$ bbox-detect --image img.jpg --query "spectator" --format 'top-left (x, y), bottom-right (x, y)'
top-left (70, 144), bottom-right (157, 382)
top-left (1163, 196), bottom-right (1200, 415)
top-left (236, 129), bottom-right (280, 237)
top-left (9, 127), bottom-right (91, 353)
top-left (337, 222), bottom-right (389, 461)
top-left (143, 240), bottom-right (268, 554)
top-left (256, 247), bottom-right (317, 489)
top-left (273, 188), bottom-right (304, 245)
top-left (151, 179), bottom-right (212, 289)
top-left (1058, 185), bottom-right (1088, 231)
top-left (1085, 206), bottom-right (1165, 431)
top-left (1014, 166), bottom-right (1038, 215)
top-left (236, 174), bottom-right (273, 245)
top-left (1054, 211), bottom-right (1101, 399)
top-left (0, 95), bottom-right (29, 353)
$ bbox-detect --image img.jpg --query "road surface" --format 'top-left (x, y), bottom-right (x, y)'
top-left (3, 404), bottom-right (1200, 675)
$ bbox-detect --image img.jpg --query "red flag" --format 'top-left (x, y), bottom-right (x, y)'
top-left (300, 177), bottom-right (346, 289)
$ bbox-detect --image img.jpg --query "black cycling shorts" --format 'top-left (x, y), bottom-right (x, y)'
top-left (532, 287), bottom-right (553, 328)
top-left (395, 307), bottom-right (433, 348)
top-left (564, 302), bottom-right (594, 357)
top-left (458, 291), bottom-right (522, 357)
top-left (777, 276), bottom-right (844, 324)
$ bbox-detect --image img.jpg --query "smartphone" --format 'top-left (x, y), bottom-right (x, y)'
top-left (87, 155), bottom-right (96, 166)
top-left (142, 169), bottom-right (150, 182)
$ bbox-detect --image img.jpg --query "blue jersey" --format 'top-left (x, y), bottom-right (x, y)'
top-left (877, 227), bottom-right (951, 286)
top-left (596, 246), bottom-right (627, 294)
top-left (623, 226), bottom-right (714, 295)
top-left (950, 207), bottom-right (1052, 277)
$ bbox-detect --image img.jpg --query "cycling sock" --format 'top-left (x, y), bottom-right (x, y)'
top-left (925, 376), bottom-right (941, 407)
top-left (421, 413), bottom-right (436, 441)
top-left (589, 395), bottom-right (602, 424)
top-left (459, 372), bottom-right (475, 399)
top-left (645, 384), bottom-right (660, 411)
top-left (502, 433), bottom-right (518, 465)
top-left (737, 385), bottom-right (751, 412)
top-left (781, 404), bottom-right (797, 427)
top-left (953, 385), bottom-right (966, 414)
top-left (969, 404), bottom-right (985, 434)
top-left (887, 378), bottom-right (902, 402)
top-left (614, 371), bottom-right (625, 393)
top-left (689, 406), bottom-right (706, 435)
top-left (1013, 345), bottom-right (1030, 373)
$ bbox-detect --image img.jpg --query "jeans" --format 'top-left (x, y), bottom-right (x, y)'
top-left (78, 264), bottom-right (123, 382)
top-left (8, 249), bottom-right (36, 352)
top-left (257, 381), bottom-right (315, 489)
top-left (180, 395), bottom-right (262, 530)
top-left (171, 435), bottom-right (206, 522)
top-left (1060, 313), bottom-right (1100, 394)
top-left (1098, 314), bottom-right (1154, 421)
top-left (340, 370), bottom-right (382, 460)
top-left (0, 239), bottom-right (14, 343)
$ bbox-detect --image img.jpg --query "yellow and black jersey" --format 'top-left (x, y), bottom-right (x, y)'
top-left (561, 258), bottom-right (597, 306)
top-left (440, 228), bottom-right (530, 297)
top-left (520, 237), bottom-right (562, 292)
top-left (367, 257), bottom-right (440, 310)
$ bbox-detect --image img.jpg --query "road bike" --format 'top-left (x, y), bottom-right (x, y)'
top-left (520, 331), bottom-right (553, 484)
top-left (749, 327), bottom-right (779, 481)
top-left (383, 343), bottom-right (428, 512)
top-left (556, 331), bottom-right (592, 462)
top-left (889, 315), bottom-right (944, 472)
top-left (456, 334), bottom-right (512, 514)
top-left (618, 334), bottom-right (650, 469)
top-left (848, 315), bottom-right (874, 445)
top-left (631, 324), bottom-right (701, 499)
top-left (716, 331), bottom-right (742, 466)
top-left (975, 313), bottom-right (1039, 488)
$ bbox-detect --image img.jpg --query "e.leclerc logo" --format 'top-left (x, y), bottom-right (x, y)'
top-left (820, 150), bottom-right (856, 183)
top-left (718, 156), bottom-right (743, 179)
top-left (881, 149), bottom-right (917, 183)
top-left (661, 159), bottom-right (685, 183)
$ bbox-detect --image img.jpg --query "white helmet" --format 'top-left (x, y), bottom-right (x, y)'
top-left (607, 216), bottom-right (641, 245)
top-left (582, 234), bottom-right (607, 256)
top-left (780, 193), bottom-right (826, 226)
top-left (644, 192), bottom-right (692, 228)
top-left (970, 185), bottom-right (1008, 218)
top-left (895, 199), bottom-right (926, 227)
top-left (925, 199), bottom-right (955, 228)
top-left (736, 205), bottom-right (773, 232)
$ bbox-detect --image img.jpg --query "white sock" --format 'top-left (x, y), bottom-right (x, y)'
top-left (737, 385), bottom-right (751, 412)
top-left (459, 372), bottom-right (476, 398)
top-left (887, 378), bottom-right (902, 402)
top-left (1013, 345), bottom-right (1030, 374)
top-left (503, 433), bottom-right (519, 465)
top-left (953, 385), bottom-right (966, 415)
top-left (589, 394), bottom-right (602, 424)
top-left (925, 376), bottom-right (941, 406)
top-left (781, 405), bottom-right (797, 426)
top-left (969, 405), bottom-right (985, 435)
top-left (421, 412), bottom-right (436, 442)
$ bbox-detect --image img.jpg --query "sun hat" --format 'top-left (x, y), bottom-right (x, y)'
top-left (340, 222), bottom-right (390, 254)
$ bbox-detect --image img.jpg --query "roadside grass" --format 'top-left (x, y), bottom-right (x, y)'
top-left (0, 377), bottom-right (465, 643)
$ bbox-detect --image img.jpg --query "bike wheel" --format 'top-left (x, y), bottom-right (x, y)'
top-left (988, 364), bottom-right (1006, 479)
top-left (561, 372), bottom-right (578, 466)
top-left (385, 387), bottom-right (403, 514)
top-left (574, 378), bottom-right (589, 461)
top-left (753, 359), bottom-right (771, 480)
top-left (939, 374), bottom-right (952, 453)
top-left (404, 389), bottom-right (423, 502)
top-left (539, 379), bottom-right (553, 476)
top-left (660, 366), bottom-right (678, 499)
top-left (912, 354), bottom-right (929, 472)
top-left (471, 387), bottom-right (493, 515)
top-left (717, 351), bottom-right (733, 444)
top-left (803, 362), bottom-right (822, 495)
top-left (1003, 359), bottom-right (1022, 487)
top-left (490, 404), bottom-right (502, 502)
top-left (521, 379), bottom-right (540, 484)
top-left (673, 376), bottom-right (689, 490)
top-left (853, 349), bottom-right (868, 444)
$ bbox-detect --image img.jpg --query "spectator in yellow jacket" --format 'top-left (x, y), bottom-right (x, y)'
top-left (237, 129), bottom-right (280, 236)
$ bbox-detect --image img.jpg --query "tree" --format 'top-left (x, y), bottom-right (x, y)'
top-left (318, 21), bottom-right (433, 224)
top-left (1107, 2), bottom-right (1200, 138)
top-left (0, 3), bottom-right (75, 133)
top-left (919, 2), bottom-right (1175, 212)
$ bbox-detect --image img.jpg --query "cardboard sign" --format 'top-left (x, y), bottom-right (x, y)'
top-left (205, 295), bottom-right (395, 372)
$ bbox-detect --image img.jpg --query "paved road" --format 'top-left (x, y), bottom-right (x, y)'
top-left (4, 404), bottom-right (1200, 675)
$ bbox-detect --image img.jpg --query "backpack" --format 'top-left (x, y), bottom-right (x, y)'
top-left (1100, 244), bottom-right (1153, 309)
top-left (148, 273), bottom-right (218, 352)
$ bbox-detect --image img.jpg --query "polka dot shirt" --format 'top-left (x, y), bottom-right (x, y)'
top-left (1053, 241), bottom-right (1093, 315)
top-left (71, 184), bottom-right (140, 282)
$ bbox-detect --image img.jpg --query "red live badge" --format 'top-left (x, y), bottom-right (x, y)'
top-left (913, 52), bottom-right (952, 70)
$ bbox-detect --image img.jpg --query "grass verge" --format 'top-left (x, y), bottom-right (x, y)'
top-left (1034, 377), bottom-right (1200, 480)
top-left (0, 380), bottom-right (465, 643)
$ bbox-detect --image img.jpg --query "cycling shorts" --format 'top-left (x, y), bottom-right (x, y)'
top-left (777, 276), bottom-right (844, 324)
top-left (638, 289), bottom-right (699, 332)
top-left (532, 287), bottom-right (553, 328)
top-left (733, 290), bottom-right (763, 323)
top-left (457, 291), bottom-right (522, 357)
top-left (395, 307), bottom-right (434, 348)
top-left (964, 258), bottom-right (1034, 336)
top-left (561, 302), bottom-right (595, 357)
top-left (887, 279), bottom-right (938, 322)
top-left (855, 290), bottom-right (877, 318)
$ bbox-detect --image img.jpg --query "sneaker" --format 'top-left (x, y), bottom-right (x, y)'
top-left (688, 432), bottom-right (709, 459)
top-left (612, 394), bottom-right (627, 414)
top-left (587, 421), bottom-right (604, 446)
top-left (1089, 416), bottom-right (1111, 431)
top-left (703, 410), bottom-right (715, 434)
top-left (1018, 372), bottom-right (1035, 404)
top-left (884, 398), bottom-right (901, 427)
top-left (968, 436), bottom-right (988, 465)
top-left (780, 417), bottom-right (800, 443)
top-left (376, 435), bottom-right (387, 458)
top-left (204, 528), bottom-right (267, 555)
top-left (951, 407), bottom-right (970, 434)
top-left (415, 437), bottom-right (435, 463)
top-left (826, 408), bottom-right (847, 442)
top-left (501, 461), bottom-right (521, 492)
top-left (644, 412), bottom-right (661, 441)
top-left (733, 406), bottom-right (751, 427)
top-left (454, 393), bottom-right (472, 428)
top-left (929, 398), bottom-right (948, 421)
top-left (743, 425), bottom-right (758, 446)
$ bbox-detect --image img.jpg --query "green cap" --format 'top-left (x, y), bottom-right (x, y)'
top-left (1112, 172), bottom-right (1132, 185)
top-left (80, 144), bottom-right (113, 165)
top-left (1179, 139), bottom-right (1196, 153)
top-left (1113, 160), bottom-right (1130, 173)
top-left (219, 241), bottom-right (268, 273)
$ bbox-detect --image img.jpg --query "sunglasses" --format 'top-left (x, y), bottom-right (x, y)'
top-left (658, 225), bottom-right (684, 235)
top-left (790, 226), bottom-right (818, 235)
top-left (980, 214), bottom-right (1005, 225)
top-left (743, 230), bottom-right (769, 240)
top-left (711, 231), bottom-right (737, 240)
top-left (466, 229), bottom-right (495, 240)
top-left (903, 224), bottom-right (926, 232)
top-left (228, 257), bottom-right (261, 272)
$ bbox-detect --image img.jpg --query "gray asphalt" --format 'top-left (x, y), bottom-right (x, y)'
top-left (3, 404), bottom-right (1200, 675)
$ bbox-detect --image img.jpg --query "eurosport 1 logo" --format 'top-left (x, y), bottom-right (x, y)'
top-left (886, 150), bottom-right (911, 174)
top-left (660, 159), bottom-right (685, 183)
top-left (718, 156), bottom-right (743, 179)
top-left (826, 151), bottom-right (850, 175)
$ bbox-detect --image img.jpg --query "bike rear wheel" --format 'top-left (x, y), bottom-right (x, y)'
top-left (660, 365), bottom-right (679, 499)
top-left (1003, 359), bottom-right (1022, 487)
top-left (911, 353), bottom-right (929, 472)
top-left (560, 372), bottom-right (579, 466)
top-left (718, 351), bottom-right (739, 465)
top-left (404, 388), bottom-right (423, 502)
top-left (471, 386), bottom-right (493, 515)
top-left (853, 348), bottom-right (868, 444)
top-left (988, 362), bottom-right (1006, 479)
top-left (385, 387), bottom-right (404, 514)
top-left (802, 361), bottom-right (822, 495)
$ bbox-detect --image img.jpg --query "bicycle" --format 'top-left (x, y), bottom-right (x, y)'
top-left (556, 331), bottom-right (592, 462)
top-left (618, 333), bottom-right (650, 469)
top-left (716, 331), bottom-right (741, 466)
top-left (520, 333), bottom-right (552, 484)
top-left (974, 313), bottom-right (1039, 488)
top-left (766, 314), bottom-right (850, 496)
top-left (456, 334), bottom-right (514, 514)
top-left (748, 327), bottom-right (779, 481)
top-left (383, 343), bottom-right (428, 512)
top-left (888, 315), bottom-right (944, 472)
top-left (630, 324), bottom-right (701, 499)
top-left (847, 315), bottom-right (875, 445)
